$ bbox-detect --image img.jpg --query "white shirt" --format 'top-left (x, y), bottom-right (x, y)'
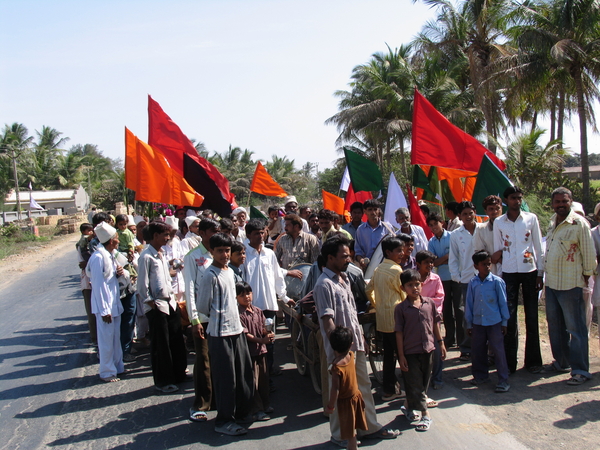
top-left (398, 224), bottom-right (428, 256)
top-left (183, 243), bottom-right (213, 325)
top-left (242, 243), bottom-right (288, 311)
top-left (87, 244), bottom-right (123, 317)
top-left (493, 212), bottom-right (543, 275)
top-left (162, 238), bottom-right (185, 295)
top-left (137, 244), bottom-right (178, 315)
top-left (180, 231), bottom-right (200, 254)
top-left (197, 265), bottom-right (243, 337)
top-left (449, 224), bottom-right (482, 283)
top-left (473, 221), bottom-right (502, 276)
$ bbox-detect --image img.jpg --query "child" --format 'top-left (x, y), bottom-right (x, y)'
top-left (115, 214), bottom-right (135, 258)
top-left (365, 236), bottom-right (406, 401)
top-left (237, 281), bottom-right (274, 421)
top-left (197, 233), bottom-right (254, 436)
top-left (416, 250), bottom-right (445, 392)
top-left (398, 234), bottom-right (416, 270)
top-left (77, 223), bottom-right (97, 345)
top-left (229, 241), bottom-right (246, 283)
top-left (267, 206), bottom-right (284, 243)
top-left (325, 326), bottom-right (367, 450)
top-left (395, 269), bottom-right (446, 431)
top-left (465, 251), bottom-right (510, 393)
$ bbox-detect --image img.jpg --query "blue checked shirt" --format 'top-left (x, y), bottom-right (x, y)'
top-left (465, 272), bottom-right (509, 328)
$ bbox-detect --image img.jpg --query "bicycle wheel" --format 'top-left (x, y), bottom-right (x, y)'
top-left (291, 319), bottom-right (308, 376)
top-left (365, 323), bottom-right (384, 385)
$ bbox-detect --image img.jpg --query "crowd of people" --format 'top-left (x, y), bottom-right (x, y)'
top-left (77, 188), bottom-right (599, 447)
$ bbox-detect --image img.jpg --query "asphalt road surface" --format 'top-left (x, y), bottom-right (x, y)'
top-left (1, 235), bottom-right (597, 449)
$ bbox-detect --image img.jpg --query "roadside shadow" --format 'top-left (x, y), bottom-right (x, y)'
top-left (554, 399), bottom-right (600, 429)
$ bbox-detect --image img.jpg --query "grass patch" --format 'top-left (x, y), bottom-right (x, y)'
top-left (0, 225), bottom-right (51, 260)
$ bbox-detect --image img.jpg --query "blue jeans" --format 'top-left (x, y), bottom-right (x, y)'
top-left (120, 291), bottom-right (136, 355)
top-left (545, 287), bottom-right (591, 379)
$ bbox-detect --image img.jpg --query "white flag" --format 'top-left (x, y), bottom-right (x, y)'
top-left (29, 194), bottom-right (44, 210)
top-left (383, 172), bottom-right (407, 229)
top-left (28, 181), bottom-right (33, 190)
top-left (340, 167), bottom-right (351, 192)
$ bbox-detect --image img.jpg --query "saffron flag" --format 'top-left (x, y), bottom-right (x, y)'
top-left (343, 147), bottom-right (384, 192)
top-left (406, 184), bottom-right (433, 239)
top-left (411, 89), bottom-right (506, 172)
top-left (322, 190), bottom-right (345, 216)
top-left (147, 96), bottom-right (236, 216)
top-left (125, 128), bottom-right (204, 207)
top-left (250, 161), bottom-right (288, 197)
top-left (383, 173), bottom-right (407, 227)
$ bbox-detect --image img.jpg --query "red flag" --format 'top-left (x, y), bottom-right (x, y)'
top-left (344, 183), bottom-right (372, 221)
top-left (411, 89), bottom-right (505, 172)
top-left (147, 96), bottom-right (237, 216)
top-left (406, 183), bottom-right (433, 239)
top-left (250, 161), bottom-right (288, 197)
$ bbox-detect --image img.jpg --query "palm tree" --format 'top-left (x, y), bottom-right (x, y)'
top-left (0, 123), bottom-right (34, 217)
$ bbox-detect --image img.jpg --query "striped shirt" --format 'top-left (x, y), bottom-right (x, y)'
top-left (366, 259), bottom-right (406, 333)
top-left (274, 231), bottom-right (320, 270)
top-left (543, 210), bottom-right (596, 290)
top-left (197, 265), bottom-right (243, 337)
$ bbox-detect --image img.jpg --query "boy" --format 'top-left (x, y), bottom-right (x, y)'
top-left (366, 236), bottom-right (406, 401)
top-left (77, 223), bottom-right (97, 345)
top-left (237, 281), bottom-right (274, 421)
top-left (197, 233), bottom-right (254, 436)
top-left (395, 269), bottom-right (446, 431)
top-left (267, 205), bottom-right (284, 243)
top-left (229, 241), bottom-right (246, 283)
top-left (416, 251), bottom-right (445, 392)
top-left (465, 251), bottom-right (510, 393)
top-left (115, 214), bottom-right (135, 259)
top-left (398, 234), bottom-right (416, 270)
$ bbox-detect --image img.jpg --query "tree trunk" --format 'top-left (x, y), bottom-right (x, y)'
top-left (12, 150), bottom-right (21, 221)
top-left (530, 110), bottom-right (538, 134)
top-left (574, 70), bottom-right (590, 209)
top-left (550, 100), bottom-right (556, 141)
top-left (399, 139), bottom-right (407, 181)
top-left (557, 88), bottom-right (565, 143)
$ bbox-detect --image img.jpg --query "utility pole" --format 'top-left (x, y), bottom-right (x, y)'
top-left (12, 148), bottom-right (21, 221)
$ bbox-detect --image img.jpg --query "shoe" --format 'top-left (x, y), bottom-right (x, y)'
top-left (215, 422), bottom-right (247, 436)
top-left (123, 353), bottom-right (136, 362)
top-left (415, 416), bottom-right (432, 431)
top-left (566, 374), bottom-right (588, 386)
top-left (470, 378), bottom-right (491, 386)
top-left (495, 382), bottom-right (510, 393)
top-left (155, 384), bottom-right (178, 393)
top-left (541, 363), bottom-right (571, 374)
top-left (253, 411), bottom-right (271, 421)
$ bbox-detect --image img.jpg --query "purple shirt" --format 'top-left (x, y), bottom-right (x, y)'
top-left (394, 296), bottom-right (440, 355)
top-left (238, 304), bottom-right (267, 356)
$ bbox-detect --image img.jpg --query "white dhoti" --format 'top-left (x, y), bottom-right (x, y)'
top-left (96, 314), bottom-right (124, 378)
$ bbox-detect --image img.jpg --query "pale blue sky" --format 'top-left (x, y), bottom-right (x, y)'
top-left (1, 0), bottom-right (596, 172)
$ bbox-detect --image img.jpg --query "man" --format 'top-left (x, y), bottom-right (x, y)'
top-left (243, 219), bottom-right (293, 375)
top-left (180, 216), bottom-right (201, 253)
top-left (493, 187), bottom-right (544, 373)
top-left (231, 207), bottom-right (248, 243)
top-left (395, 207), bottom-right (428, 256)
top-left (427, 213), bottom-right (456, 348)
top-left (284, 195), bottom-right (310, 233)
top-left (86, 221), bottom-right (124, 382)
top-left (87, 206), bottom-right (97, 224)
top-left (308, 213), bottom-right (322, 242)
top-left (354, 199), bottom-right (395, 270)
top-left (445, 202), bottom-right (462, 231)
top-left (275, 214), bottom-right (320, 273)
top-left (342, 202), bottom-right (364, 240)
top-left (473, 195), bottom-right (503, 276)
top-left (319, 209), bottom-right (351, 243)
top-left (449, 201), bottom-right (482, 361)
top-left (138, 221), bottom-right (187, 393)
top-left (299, 206), bottom-right (312, 221)
top-left (542, 187), bottom-right (596, 385)
top-left (183, 218), bottom-right (220, 421)
top-left (314, 236), bottom-right (400, 447)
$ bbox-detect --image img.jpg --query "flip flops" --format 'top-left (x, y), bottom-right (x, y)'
top-left (189, 409), bottom-right (208, 422)
top-left (415, 416), bottom-right (432, 431)
top-left (566, 374), bottom-right (588, 386)
top-left (400, 405), bottom-right (419, 422)
top-left (155, 384), bottom-right (178, 393)
top-left (214, 422), bottom-right (247, 436)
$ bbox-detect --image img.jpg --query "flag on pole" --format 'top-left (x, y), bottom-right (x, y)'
top-left (343, 147), bottom-right (384, 192)
top-left (29, 194), bottom-right (43, 210)
top-left (250, 205), bottom-right (268, 220)
top-left (340, 167), bottom-right (351, 192)
top-left (250, 161), bottom-right (288, 197)
top-left (383, 173), bottom-right (407, 227)
top-left (28, 181), bottom-right (33, 191)
top-left (411, 89), bottom-right (506, 172)
top-left (322, 190), bottom-right (346, 216)
top-left (406, 184), bottom-right (433, 239)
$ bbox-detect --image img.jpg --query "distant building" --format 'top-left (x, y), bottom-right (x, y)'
top-left (4, 185), bottom-right (90, 214)
top-left (563, 165), bottom-right (600, 180)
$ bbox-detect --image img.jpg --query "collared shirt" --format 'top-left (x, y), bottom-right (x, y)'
top-left (493, 212), bottom-right (543, 275)
top-left (239, 304), bottom-right (267, 356)
top-left (117, 228), bottom-right (135, 253)
top-left (88, 244), bottom-right (123, 317)
top-left (274, 231), bottom-right (320, 270)
top-left (397, 224), bottom-right (428, 256)
top-left (162, 238), bottom-right (185, 295)
top-left (229, 263), bottom-right (244, 283)
top-left (180, 231), bottom-right (200, 254)
top-left (465, 272), bottom-right (509, 328)
top-left (322, 226), bottom-right (352, 243)
top-left (394, 296), bottom-right (440, 355)
top-left (197, 265), bottom-right (243, 337)
top-left (137, 244), bottom-right (177, 315)
top-left (421, 272), bottom-right (444, 314)
top-left (183, 243), bottom-right (213, 325)
top-left (447, 217), bottom-right (462, 232)
top-left (355, 220), bottom-right (395, 259)
top-left (400, 256), bottom-right (416, 271)
top-left (428, 230), bottom-right (452, 281)
top-left (366, 258), bottom-right (406, 332)
top-left (342, 221), bottom-right (363, 240)
top-left (543, 210), bottom-right (596, 290)
top-left (243, 243), bottom-right (288, 311)
top-left (473, 221), bottom-right (502, 276)
top-left (314, 267), bottom-right (365, 364)
top-left (449, 224), bottom-right (482, 284)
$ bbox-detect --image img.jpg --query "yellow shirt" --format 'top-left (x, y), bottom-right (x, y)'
top-left (366, 258), bottom-right (406, 333)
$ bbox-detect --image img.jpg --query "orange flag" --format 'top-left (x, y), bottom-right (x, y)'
top-left (125, 128), bottom-right (204, 207)
top-left (250, 161), bottom-right (288, 197)
top-left (322, 190), bottom-right (346, 216)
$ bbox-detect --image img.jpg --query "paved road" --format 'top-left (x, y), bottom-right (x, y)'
top-left (2, 236), bottom-right (594, 449)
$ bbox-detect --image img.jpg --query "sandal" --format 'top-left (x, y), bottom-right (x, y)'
top-left (426, 398), bottom-right (438, 408)
top-left (400, 405), bottom-right (419, 422)
top-left (363, 428), bottom-right (401, 439)
top-left (189, 409), bottom-right (208, 422)
top-left (155, 384), bottom-right (179, 393)
top-left (566, 374), bottom-right (588, 386)
top-left (100, 376), bottom-right (120, 383)
top-left (214, 422), bottom-right (247, 436)
top-left (415, 416), bottom-right (432, 431)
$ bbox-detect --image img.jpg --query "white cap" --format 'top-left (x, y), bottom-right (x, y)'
top-left (95, 222), bottom-right (117, 244)
top-left (232, 207), bottom-right (247, 216)
top-left (133, 215), bottom-right (145, 225)
top-left (185, 216), bottom-right (199, 228)
top-left (186, 209), bottom-right (198, 217)
top-left (127, 215), bottom-right (136, 227)
top-left (572, 201), bottom-right (585, 216)
top-left (284, 195), bottom-right (297, 206)
top-left (165, 216), bottom-right (178, 229)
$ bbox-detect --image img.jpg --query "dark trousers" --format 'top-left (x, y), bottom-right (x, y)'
top-left (82, 289), bottom-right (97, 345)
top-left (120, 291), bottom-right (136, 355)
top-left (192, 326), bottom-right (212, 411)
top-left (404, 352), bottom-right (433, 412)
top-left (251, 353), bottom-right (270, 413)
top-left (381, 331), bottom-right (398, 395)
top-left (472, 323), bottom-right (509, 384)
top-left (263, 309), bottom-right (276, 373)
top-left (146, 305), bottom-right (187, 387)
top-left (208, 333), bottom-right (254, 427)
top-left (502, 271), bottom-right (542, 372)
top-left (442, 280), bottom-right (462, 347)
